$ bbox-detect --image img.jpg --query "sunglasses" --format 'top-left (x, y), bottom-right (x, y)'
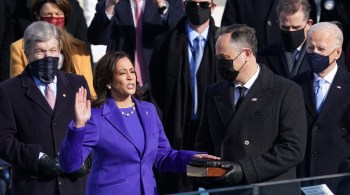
top-left (184, 1), bottom-right (213, 9)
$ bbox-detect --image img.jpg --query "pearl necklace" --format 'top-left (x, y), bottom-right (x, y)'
top-left (121, 100), bottom-right (135, 117)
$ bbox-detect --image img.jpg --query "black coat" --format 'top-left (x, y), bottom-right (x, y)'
top-left (0, 0), bottom-right (15, 82)
top-left (196, 65), bottom-right (307, 186)
top-left (295, 66), bottom-right (350, 179)
top-left (257, 41), bottom-right (311, 79)
top-left (88, 0), bottom-right (184, 78)
top-left (0, 68), bottom-right (90, 195)
top-left (319, 0), bottom-right (350, 50)
top-left (149, 17), bottom-right (221, 150)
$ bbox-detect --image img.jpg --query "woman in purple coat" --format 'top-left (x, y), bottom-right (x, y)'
top-left (59, 51), bottom-right (219, 195)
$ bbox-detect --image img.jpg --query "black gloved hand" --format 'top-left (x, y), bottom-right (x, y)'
top-left (65, 157), bottom-right (92, 179)
top-left (214, 161), bottom-right (243, 186)
top-left (37, 153), bottom-right (62, 178)
top-left (189, 159), bottom-right (236, 188)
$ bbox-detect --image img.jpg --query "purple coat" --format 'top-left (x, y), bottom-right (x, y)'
top-left (59, 97), bottom-right (197, 195)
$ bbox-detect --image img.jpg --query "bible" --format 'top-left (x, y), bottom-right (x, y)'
top-left (186, 159), bottom-right (232, 177)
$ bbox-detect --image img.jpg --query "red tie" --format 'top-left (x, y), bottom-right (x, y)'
top-left (45, 84), bottom-right (56, 109)
top-left (134, 0), bottom-right (147, 86)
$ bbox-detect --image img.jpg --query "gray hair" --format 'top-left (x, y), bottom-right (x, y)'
top-left (307, 22), bottom-right (343, 48)
top-left (216, 24), bottom-right (258, 56)
top-left (23, 21), bottom-right (61, 54)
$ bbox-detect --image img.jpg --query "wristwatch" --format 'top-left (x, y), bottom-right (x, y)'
top-left (158, 0), bottom-right (169, 14)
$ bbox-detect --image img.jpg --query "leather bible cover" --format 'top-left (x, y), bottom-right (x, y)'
top-left (186, 159), bottom-right (231, 177)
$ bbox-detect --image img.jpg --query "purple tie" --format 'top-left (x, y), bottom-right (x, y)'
top-left (134, 0), bottom-right (147, 86)
top-left (45, 84), bottom-right (55, 109)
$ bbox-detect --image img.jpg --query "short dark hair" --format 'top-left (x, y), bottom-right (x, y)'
top-left (216, 24), bottom-right (258, 56)
top-left (276, 0), bottom-right (311, 21)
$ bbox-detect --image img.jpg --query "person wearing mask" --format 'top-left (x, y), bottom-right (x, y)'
top-left (257, 0), bottom-right (313, 79)
top-left (294, 22), bottom-right (350, 190)
top-left (0, 21), bottom-right (91, 195)
top-left (195, 24), bottom-right (307, 193)
top-left (10, 0), bottom-right (95, 98)
top-left (58, 51), bottom-right (220, 195)
top-left (87, 0), bottom-right (184, 88)
top-left (149, 0), bottom-right (221, 192)
top-left (12, 0), bottom-right (88, 42)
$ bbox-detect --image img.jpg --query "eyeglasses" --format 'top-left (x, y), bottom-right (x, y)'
top-left (184, 1), bottom-right (213, 9)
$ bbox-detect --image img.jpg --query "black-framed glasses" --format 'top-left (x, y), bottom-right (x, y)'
top-left (184, 1), bottom-right (213, 9)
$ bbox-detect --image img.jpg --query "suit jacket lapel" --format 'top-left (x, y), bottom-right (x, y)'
top-left (21, 69), bottom-right (53, 115)
top-left (277, 44), bottom-right (290, 78)
top-left (317, 68), bottom-right (346, 120)
top-left (223, 66), bottom-right (273, 141)
top-left (53, 72), bottom-right (71, 118)
top-left (291, 43), bottom-right (307, 77)
top-left (104, 98), bottom-right (142, 156)
top-left (133, 97), bottom-right (152, 157)
top-left (300, 74), bottom-right (317, 117)
top-left (213, 82), bottom-right (234, 125)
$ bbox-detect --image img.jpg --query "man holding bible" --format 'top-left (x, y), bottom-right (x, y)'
top-left (195, 24), bottom-right (307, 193)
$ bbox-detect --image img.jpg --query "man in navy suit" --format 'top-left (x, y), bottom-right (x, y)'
top-left (257, 0), bottom-right (313, 80)
top-left (195, 24), bottom-right (307, 193)
top-left (0, 21), bottom-right (90, 195)
top-left (295, 22), bottom-right (350, 188)
top-left (88, 0), bottom-right (184, 87)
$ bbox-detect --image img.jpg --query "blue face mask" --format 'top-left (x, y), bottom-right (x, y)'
top-left (306, 50), bottom-right (336, 73)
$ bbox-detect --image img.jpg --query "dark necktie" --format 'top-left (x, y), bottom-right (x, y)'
top-left (235, 86), bottom-right (246, 110)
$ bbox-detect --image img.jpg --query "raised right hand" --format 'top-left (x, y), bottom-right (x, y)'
top-left (74, 87), bottom-right (91, 128)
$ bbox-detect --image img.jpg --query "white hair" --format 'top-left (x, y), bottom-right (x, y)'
top-left (307, 22), bottom-right (343, 48)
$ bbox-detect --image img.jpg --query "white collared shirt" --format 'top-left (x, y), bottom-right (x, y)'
top-left (233, 64), bottom-right (260, 104)
top-left (33, 76), bottom-right (58, 97)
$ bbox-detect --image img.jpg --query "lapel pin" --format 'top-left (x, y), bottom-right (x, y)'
top-left (63, 94), bottom-right (66, 97)
top-left (337, 86), bottom-right (341, 89)
top-left (251, 98), bottom-right (258, 101)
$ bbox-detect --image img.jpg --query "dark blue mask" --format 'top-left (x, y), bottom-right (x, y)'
top-left (306, 50), bottom-right (336, 73)
top-left (28, 57), bottom-right (59, 83)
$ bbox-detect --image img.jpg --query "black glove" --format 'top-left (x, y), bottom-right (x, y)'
top-left (214, 161), bottom-right (243, 186)
top-left (65, 157), bottom-right (92, 179)
top-left (189, 159), bottom-right (236, 188)
top-left (37, 153), bottom-right (62, 178)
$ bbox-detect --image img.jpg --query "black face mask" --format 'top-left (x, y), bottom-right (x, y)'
top-left (218, 51), bottom-right (245, 81)
top-left (28, 57), bottom-right (59, 83)
top-left (280, 27), bottom-right (306, 50)
top-left (185, 7), bottom-right (211, 25)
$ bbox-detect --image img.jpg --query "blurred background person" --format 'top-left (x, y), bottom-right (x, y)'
top-left (221, 0), bottom-right (317, 49)
top-left (257, 0), bottom-right (313, 79)
top-left (0, 0), bottom-right (15, 82)
top-left (87, 0), bottom-right (185, 88)
top-left (59, 51), bottom-right (219, 195)
top-left (10, 0), bottom-right (95, 98)
top-left (294, 22), bottom-right (350, 190)
top-left (314, 0), bottom-right (350, 51)
top-left (12, 0), bottom-right (88, 42)
top-left (0, 21), bottom-right (91, 195)
top-left (149, 0), bottom-right (221, 193)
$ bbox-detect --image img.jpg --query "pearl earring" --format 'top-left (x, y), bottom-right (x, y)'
top-left (107, 85), bottom-right (111, 89)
